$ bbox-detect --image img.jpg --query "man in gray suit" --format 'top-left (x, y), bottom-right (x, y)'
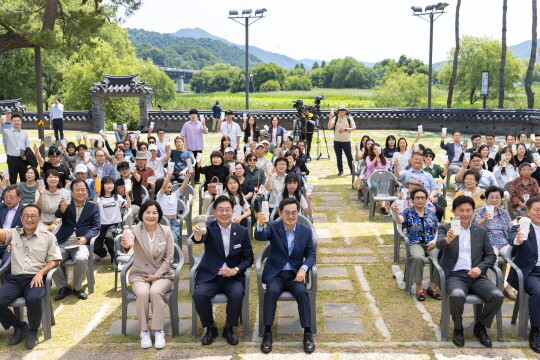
top-left (436, 195), bottom-right (504, 348)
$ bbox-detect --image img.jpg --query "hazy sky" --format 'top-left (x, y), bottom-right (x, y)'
top-left (121, 0), bottom-right (533, 64)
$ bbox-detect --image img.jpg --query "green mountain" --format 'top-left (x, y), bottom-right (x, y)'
top-left (126, 28), bottom-right (263, 70)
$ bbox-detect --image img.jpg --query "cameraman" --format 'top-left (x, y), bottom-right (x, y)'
top-left (301, 106), bottom-right (316, 161)
top-left (328, 105), bottom-right (355, 176)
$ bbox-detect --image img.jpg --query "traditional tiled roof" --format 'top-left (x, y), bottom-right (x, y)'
top-left (89, 74), bottom-right (153, 95)
top-left (22, 111), bottom-right (92, 122)
top-left (0, 99), bottom-right (25, 113)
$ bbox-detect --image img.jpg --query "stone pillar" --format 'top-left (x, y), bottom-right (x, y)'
top-left (91, 96), bottom-right (105, 133)
top-left (179, 76), bottom-right (184, 93)
top-left (139, 95), bottom-right (150, 130)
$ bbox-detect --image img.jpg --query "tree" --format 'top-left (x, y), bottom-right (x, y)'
top-left (0, 0), bottom-right (141, 55)
top-left (439, 36), bottom-right (524, 104)
top-left (447, 0), bottom-right (462, 108)
top-left (374, 72), bottom-right (428, 108)
top-left (311, 62), bottom-right (320, 70)
top-left (259, 80), bottom-right (281, 92)
top-left (308, 68), bottom-right (326, 88)
top-left (283, 76), bottom-right (312, 91)
top-left (526, 0), bottom-right (538, 109)
top-left (320, 57), bottom-right (377, 89)
top-left (499, 0), bottom-right (508, 108)
top-left (252, 63), bottom-right (287, 91)
top-left (321, 60), bottom-right (326, 68)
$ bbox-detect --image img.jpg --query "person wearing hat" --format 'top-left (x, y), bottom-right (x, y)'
top-left (135, 152), bottom-right (155, 190)
top-left (255, 143), bottom-right (271, 170)
top-left (261, 133), bottom-right (275, 155)
top-left (68, 164), bottom-right (95, 199)
top-left (328, 105), bottom-right (355, 176)
top-left (147, 143), bottom-right (171, 178)
top-left (223, 147), bottom-right (235, 166)
top-left (115, 161), bottom-right (144, 226)
top-left (221, 111), bottom-right (242, 152)
top-left (422, 148), bottom-right (449, 209)
top-left (181, 109), bottom-right (208, 183)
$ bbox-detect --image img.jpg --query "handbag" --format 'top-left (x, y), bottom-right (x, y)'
top-left (353, 176), bottom-right (363, 190)
top-left (207, 176), bottom-right (222, 195)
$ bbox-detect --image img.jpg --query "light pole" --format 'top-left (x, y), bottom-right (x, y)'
top-left (228, 8), bottom-right (267, 110)
top-left (411, 2), bottom-right (448, 108)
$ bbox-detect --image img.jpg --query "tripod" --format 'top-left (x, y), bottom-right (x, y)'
top-left (314, 106), bottom-right (331, 160)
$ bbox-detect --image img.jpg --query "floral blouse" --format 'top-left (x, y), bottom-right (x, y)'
top-left (472, 207), bottom-right (512, 249)
top-left (401, 207), bottom-right (439, 247)
top-left (509, 176), bottom-right (540, 210)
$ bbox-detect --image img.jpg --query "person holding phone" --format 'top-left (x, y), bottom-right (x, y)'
top-left (328, 105), bottom-right (355, 176)
top-left (49, 97), bottom-right (64, 141)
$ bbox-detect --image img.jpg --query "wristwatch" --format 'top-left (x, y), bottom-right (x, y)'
top-left (234, 267), bottom-right (240, 273)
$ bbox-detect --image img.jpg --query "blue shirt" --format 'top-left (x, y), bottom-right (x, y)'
top-left (400, 169), bottom-right (437, 192)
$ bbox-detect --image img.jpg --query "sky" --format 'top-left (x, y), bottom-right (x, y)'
top-left (121, 0), bottom-right (533, 64)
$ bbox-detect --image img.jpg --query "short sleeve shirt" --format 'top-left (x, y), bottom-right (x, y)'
top-left (221, 121), bottom-right (242, 149)
top-left (97, 196), bottom-right (126, 225)
top-left (5, 227), bottom-right (62, 275)
top-left (156, 191), bottom-right (181, 216)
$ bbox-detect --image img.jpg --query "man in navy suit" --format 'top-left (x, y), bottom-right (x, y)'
top-left (508, 195), bottom-right (540, 353)
top-left (52, 179), bottom-right (100, 301)
top-left (436, 196), bottom-right (503, 348)
top-left (255, 197), bottom-right (316, 354)
top-left (192, 195), bottom-right (254, 346)
top-left (440, 130), bottom-right (465, 176)
top-left (0, 185), bottom-right (24, 264)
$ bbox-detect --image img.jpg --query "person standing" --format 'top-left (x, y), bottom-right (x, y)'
top-left (436, 196), bottom-right (504, 348)
top-left (221, 111), bottom-right (242, 154)
top-left (301, 107), bottom-right (316, 161)
top-left (181, 109), bottom-right (208, 184)
top-left (255, 198), bottom-right (316, 354)
top-left (211, 101), bottom-right (222, 133)
top-left (328, 105), bottom-right (355, 176)
top-left (0, 204), bottom-right (62, 349)
top-left (49, 97), bottom-right (64, 141)
top-left (192, 196), bottom-right (254, 346)
top-left (1, 114), bottom-right (29, 185)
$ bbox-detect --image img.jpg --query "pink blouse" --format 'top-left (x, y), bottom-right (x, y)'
top-left (363, 156), bottom-right (389, 179)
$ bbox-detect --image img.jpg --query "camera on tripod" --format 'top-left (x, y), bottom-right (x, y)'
top-left (292, 99), bottom-right (304, 112)
top-left (314, 96), bottom-right (324, 105)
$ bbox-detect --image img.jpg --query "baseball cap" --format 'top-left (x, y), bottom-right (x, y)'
top-left (255, 143), bottom-right (265, 148)
top-left (224, 147), bottom-right (235, 153)
top-left (148, 144), bottom-right (158, 151)
top-left (338, 104), bottom-right (347, 111)
top-left (261, 140), bottom-right (270, 145)
top-left (75, 164), bottom-right (87, 174)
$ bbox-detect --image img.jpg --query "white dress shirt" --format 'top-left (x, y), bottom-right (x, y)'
top-left (453, 225), bottom-right (472, 271)
top-left (218, 223), bottom-right (232, 269)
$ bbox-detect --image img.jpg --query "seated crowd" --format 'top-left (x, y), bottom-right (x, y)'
top-left (358, 128), bottom-right (540, 352)
top-left (0, 109), bottom-right (316, 353)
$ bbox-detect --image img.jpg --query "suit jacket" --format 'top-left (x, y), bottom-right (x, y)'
top-left (93, 163), bottom-right (116, 180)
top-left (295, 159), bottom-right (310, 176)
top-left (507, 224), bottom-right (539, 289)
top-left (193, 221), bottom-right (254, 285)
top-left (55, 201), bottom-right (101, 244)
top-left (254, 220), bottom-right (316, 284)
top-left (440, 140), bottom-right (462, 162)
top-left (436, 223), bottom-right (496, 279)
top-left (128, 222), bottom-right (174, 283)
top-left (0, 202), bottom-right (23, 229)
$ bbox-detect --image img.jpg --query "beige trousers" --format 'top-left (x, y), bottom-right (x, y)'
top-left (132, 279), bottom-right (173, 331)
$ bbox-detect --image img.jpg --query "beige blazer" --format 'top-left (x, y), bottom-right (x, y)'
top-left (128, 222), bottom-right (175, 284)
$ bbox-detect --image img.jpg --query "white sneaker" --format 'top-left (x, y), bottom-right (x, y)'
top-left (140, 331), bottom-right (152, 349)
top-left (154, 330), bottom-right (166, 349)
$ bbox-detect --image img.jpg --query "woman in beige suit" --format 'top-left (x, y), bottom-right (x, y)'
top-left (121, 200), bottom-right (174, 350)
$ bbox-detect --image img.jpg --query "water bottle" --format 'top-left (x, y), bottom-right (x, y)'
top-left (261, 201), bottom-right (269, 222)
top-left (94, 177), bottom-right (101, 194)
top-left (123, 225), bottom-right (133, 247)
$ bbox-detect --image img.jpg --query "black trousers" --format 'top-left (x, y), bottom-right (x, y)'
top-left (0, 246), bottom-right (11, 265)
top-left (0, 274), bottom-right (45, 331)
top-left (193, 276), bottom-right (245, 327)
top-left (6, 155), bottom-right (26, 185)
top-left (264, 270), bottom-right (311, 328)
top-left (94, 223), bottom-right (119, 261)
top-left (525, 267), bottom-right (540, 326)
top-left (447, 271), bottom-right (504, 330)
top-left (333, 141), bottom-right (354, 173)
top-left (52, 118), bottom-right (64, 141)
top-left (191, 150), bottom-right (202, 182)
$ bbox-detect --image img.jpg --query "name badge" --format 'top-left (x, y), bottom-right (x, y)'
top-left (233, 244), bottom-right (241, 249)
top-left (15, 145), bottom-right (20, 151)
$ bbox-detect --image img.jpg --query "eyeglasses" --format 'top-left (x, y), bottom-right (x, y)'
top-left (247, 158), bottom-right (257, 162)
top-left (424, 155), bottom-right (434, 158)
top-left (22, 214), bottom-right (39, 220)
top-left (216, 208), bottom-right (233, 214)
top-left (282, 211), bottom-right (298, 217)
top-left (4, 195), bottom-right (19, 199)
top-left (413, 196), bottom-right (427, 200)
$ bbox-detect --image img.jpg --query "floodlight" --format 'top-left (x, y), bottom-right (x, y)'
top-left (425, 4), bottom-right (436, 12)
top-left (229, 9), bottom-right (238, 16)
top-left (436, 2), bottom-right (449, 10)
top-left (255, 8), bottom-right (267, 16)
top-left (242, 9), bottom-right (252, 16)
top-left (411, 6), bottom-right (423, 13)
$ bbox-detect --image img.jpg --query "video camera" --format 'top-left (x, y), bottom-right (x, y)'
top-left (292, 99), bottom-right (304, 111)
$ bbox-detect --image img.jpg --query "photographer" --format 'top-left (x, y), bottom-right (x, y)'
top-left (328, 105), bottom-right (355, 176)
top-left (301, 107), bottom-right (316, 161)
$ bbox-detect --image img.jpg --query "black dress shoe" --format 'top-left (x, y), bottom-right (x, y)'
top-left (473, 323), bottom-right (492, 348)
top-left (8, 323), bottom-right (28, 346)
top-left (260, 332), bottom-right (272, 354)
top-left (222, 326), bottom-right (238, 346)
top-left (201, 326), bottom-right (218, 345)
top-left (54, 286), bottom-right (72, 301)
top-left (73, 289), bottom-right (88, 300)
top-left (25, 330), bottom-right (38, 349)
top-left (303, 333), bottom-right (315, 354)
top-left (337, 172), bottom-right (343, 176)
top-left (452, 328), bottom-right (465, 347)
top-left (530, 328), bottom-right (540, 353)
